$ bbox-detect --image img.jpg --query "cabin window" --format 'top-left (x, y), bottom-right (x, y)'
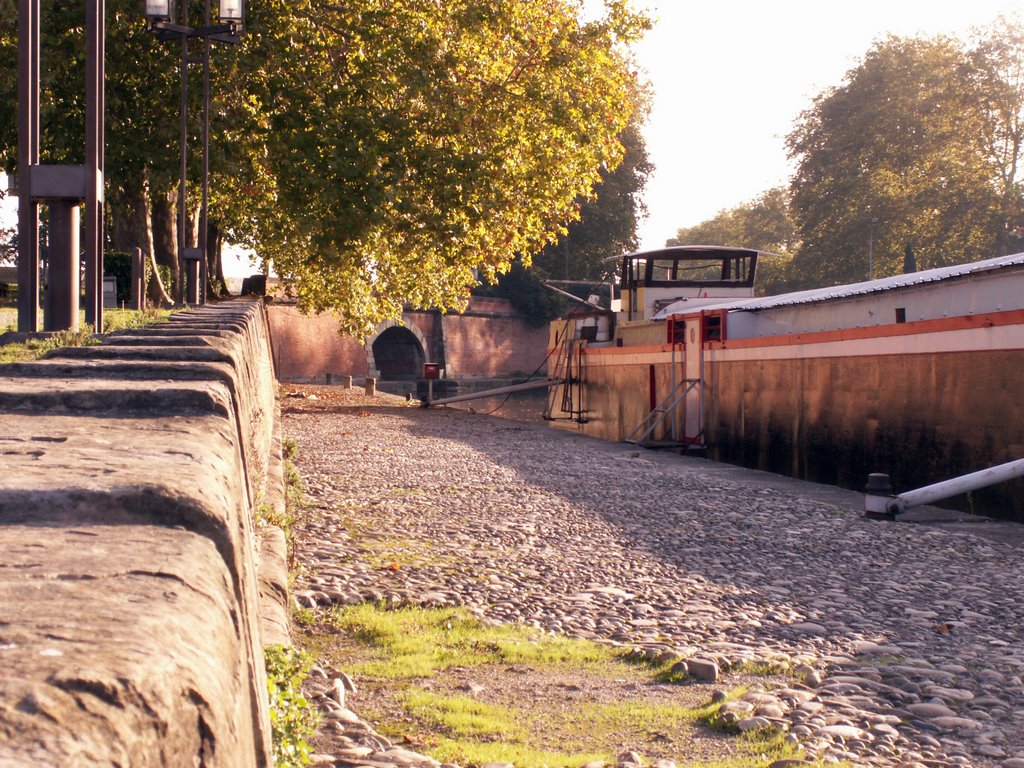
top-left (895, 308), bottom-right (906, 324)
top-left (703, 314), bottom-right (723, 342)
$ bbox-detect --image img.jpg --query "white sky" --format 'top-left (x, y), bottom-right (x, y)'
top-left (634, 0), bottom-right (1024, 249)
top-left (6, 0), bottom-right (1024, 273)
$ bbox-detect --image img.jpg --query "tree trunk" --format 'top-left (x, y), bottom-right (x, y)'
top-left (151, 187), bottom-right (180, 302)
top-left (147, 248), bottom-right (174, 306)
top-left (206, 219), bottom-right (229, 298)
top-left (109, 174), bottom-right (153, 260)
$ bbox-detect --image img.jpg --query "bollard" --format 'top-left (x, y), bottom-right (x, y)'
top-left (343, 375), bottom-right (352, 389)
top-left (863, 473), bottom-right (895, 520)
top-left (364, 377), bottom-right (376, 397)
top-left (129, 246), bottom-right (145, 310)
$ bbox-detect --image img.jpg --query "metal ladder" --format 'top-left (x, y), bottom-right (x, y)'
top-left (624, 378), bottom-right (702, 447)
top-left (544, 328), bottom-right (587, 422)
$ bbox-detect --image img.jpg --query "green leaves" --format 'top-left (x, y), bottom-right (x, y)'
top-left (252, 0), bottom-right (649, 336)
top-left (785, 31), bottom-right (1014, 287)
top-left (0, 0), bottom-right (648, 334)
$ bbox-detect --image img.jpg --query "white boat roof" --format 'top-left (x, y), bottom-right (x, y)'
top-left (654, 252), bottom-right (1024, 319)
top-left (615, 245), bottom-right (778, 262)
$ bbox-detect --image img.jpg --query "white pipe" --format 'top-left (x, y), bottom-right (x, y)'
top-left (889, 458), bottom-right (1024, 514)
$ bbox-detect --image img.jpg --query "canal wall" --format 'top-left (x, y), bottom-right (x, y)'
top-left (703, 314), bottom-right (1024, 521)
top-left (0, 301), bottom-right (280, 766)
top-left (268, 297), bottom-right (549, 383)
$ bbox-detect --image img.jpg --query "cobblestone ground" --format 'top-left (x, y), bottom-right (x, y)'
top-left (283, 388), bottom-right (1024, 768)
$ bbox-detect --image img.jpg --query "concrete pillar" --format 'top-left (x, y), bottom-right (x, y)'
top-left (364, 378), bottom-right (376, 397)
top-left (342, 375), bottom-right (352, 389)
top-left (185, 258), bottom-right (201, 305)
top-left (43, 200), bottom-right (80, 332)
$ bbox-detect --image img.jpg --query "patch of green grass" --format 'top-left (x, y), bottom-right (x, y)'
top-left (284, 457), bottom-right (306, 511)
top-left (292, 604), bottom-right (316, 628)
top-left (685, 690), bottom-right (820, 767)
top-left (0, 308), bottom-right (171, 364)
top-left (402, 690), bottom-right (526, 739)
top-left (327, 604), bottom-right (620, 679)
top-left (733, 728), bottom-right (814, 767)
top-left (688, 688), bottom-right (748, 730)
top-left (302, 604), bottom-right (834, 768)
top-left (654, 664), bottom-right (691, 684)
top-left (264, 644), bottom-right (321, 768)
top-left (577, 700), bottom-right (697, 733)
top-left (102, 307), bottom-right (171, 332)
top-left (427, 736), bottom-right (608, 768)
top-left (282, 438), bottom-right (300, 461)
top-left (729, 659), bottom-right (793, 678)
top-left (360, 536), bottom-right (461, 570)
top-left (0, 327), bottom-right (99, 363)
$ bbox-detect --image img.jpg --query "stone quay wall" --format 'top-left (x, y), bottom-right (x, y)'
top-left (268, 297), bottom-right (550, 383)
top-left (0, 300), bottom-right (284, 767)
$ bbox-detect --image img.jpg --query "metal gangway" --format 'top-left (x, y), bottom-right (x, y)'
top-left (543, 328), bottom-right (587, 423)
top-left (624, 339), bottom-right (704, 449)
top-left (624, 377), bottom-right (702, 448)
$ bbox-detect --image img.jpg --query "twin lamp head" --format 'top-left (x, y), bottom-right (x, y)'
top-left (144, 0), bottom-right (244, 25)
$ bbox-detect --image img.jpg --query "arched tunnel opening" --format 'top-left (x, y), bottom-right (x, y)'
top-left (371, 326), bottom-right (425, 380)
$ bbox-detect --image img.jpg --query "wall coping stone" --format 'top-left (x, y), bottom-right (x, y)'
top-left (0, 299), bottom-right (278, 766)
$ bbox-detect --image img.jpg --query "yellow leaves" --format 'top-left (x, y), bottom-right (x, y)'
top-left (250, 0), bottom-right (649, 336)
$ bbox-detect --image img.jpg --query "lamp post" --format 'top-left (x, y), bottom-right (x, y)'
top-left (17, 0), bottom-right (104, 333)
top-left (145, 0), bottom-right (243, 306)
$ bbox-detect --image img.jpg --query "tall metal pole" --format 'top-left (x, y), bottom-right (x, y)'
top-left (178, 29), bottom-right (188, 306)
top-left (17, 0), bottom-right (40, 332)
top-left (201, 0), bottom-right (211, 305)
top-left (85, 0), bottom-right (104, 330)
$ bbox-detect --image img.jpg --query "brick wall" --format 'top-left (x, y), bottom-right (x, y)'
top-left (267, 304), bottom-right (369, 383)
top-left (268, 299), bottom-right (549, 382)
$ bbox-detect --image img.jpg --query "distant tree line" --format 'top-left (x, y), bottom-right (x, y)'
top-left (670, 19), bottom-right (1024, 294)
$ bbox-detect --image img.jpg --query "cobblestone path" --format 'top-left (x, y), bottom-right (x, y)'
top-left (284, 390), bottom-right (1024, 768)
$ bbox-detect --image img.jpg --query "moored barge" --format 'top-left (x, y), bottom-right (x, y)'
top-left (547, 247), bottom-right (1024, 520)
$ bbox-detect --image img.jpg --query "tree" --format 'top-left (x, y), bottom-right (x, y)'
top-left (667, 187), bottom-right (799, 295)
top-left (531, 115), bottom-right (653, 284)
top-left (474, 258), bottom-right (567, 325)
top-left (249, 0), bottom-right (650, 336)
top-left (1, 0), bottom-right (650, 331)
top-left (786, 34), bottom-right (1002, 288)
top-left (0, 0), bottom-right (203, 295)
top-left (968, 16), bottom-right (1024, 255)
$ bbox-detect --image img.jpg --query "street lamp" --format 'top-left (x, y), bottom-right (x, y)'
top-left (144, 0), bottom-right (174, 22)
top-left (219, 0), bottom-right (244, 25)
top-left (146, 0), bottom-right (243, 306)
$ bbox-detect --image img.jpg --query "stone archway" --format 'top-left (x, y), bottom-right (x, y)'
top-left (366, 321), bottom-right (427, 380)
